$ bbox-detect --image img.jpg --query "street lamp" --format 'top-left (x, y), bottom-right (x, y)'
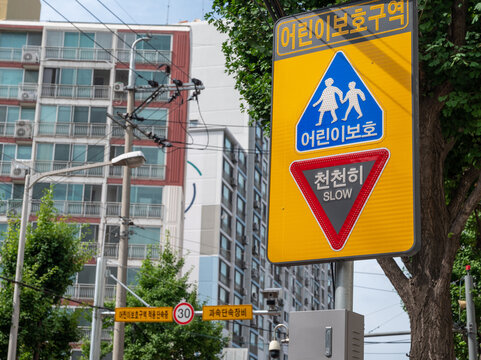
top-left (7, 151), bottom-right (146, 360)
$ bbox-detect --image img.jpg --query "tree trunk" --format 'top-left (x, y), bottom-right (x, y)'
top-left (379, 93), bottom-right (459, 359)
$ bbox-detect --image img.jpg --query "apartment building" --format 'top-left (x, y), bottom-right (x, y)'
top-left (185, 22), bottom-right (334, 360)
top-left (0, 20), bottom-right (191, 351)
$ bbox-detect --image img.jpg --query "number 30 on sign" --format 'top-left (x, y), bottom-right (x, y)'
top-left (173, 302), bottom-right (195, 325)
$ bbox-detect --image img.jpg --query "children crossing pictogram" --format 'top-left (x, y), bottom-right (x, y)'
top-left (296, 51), bottom-right (383, 152)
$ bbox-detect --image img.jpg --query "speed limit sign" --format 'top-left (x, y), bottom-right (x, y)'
top-left (173, 302), bottom-right (194, 325)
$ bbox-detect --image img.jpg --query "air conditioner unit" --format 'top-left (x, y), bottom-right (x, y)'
top-left (10, 166), bottom-right (27, 178)
top-left (15, 120), bottom-right (32, 138)
top-left (22, 50), bottom-right (39, 63)
top-left (18, 90), bottom-right (36, 102)
top-left (113, 82), bottom-right (125, 92)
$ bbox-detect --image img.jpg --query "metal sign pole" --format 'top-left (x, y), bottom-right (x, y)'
top-left (334, 261), bottom-right (353, 311)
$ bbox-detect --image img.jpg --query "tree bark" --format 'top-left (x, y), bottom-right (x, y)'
top-left (378, 89), bottom-right (460, 359)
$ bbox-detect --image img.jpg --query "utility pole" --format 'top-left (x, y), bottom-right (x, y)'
top-left (335, 261), bottom-right (353, 311)
top-left (112, 35), bottom-right (150, 360)
top-left (465, 265), bottom-right (478, 360)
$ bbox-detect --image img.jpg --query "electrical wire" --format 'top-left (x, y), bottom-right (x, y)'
top-left (40, 0), bottom-right (149, 82)
top-left (95, 0), bottom-right (193, 82)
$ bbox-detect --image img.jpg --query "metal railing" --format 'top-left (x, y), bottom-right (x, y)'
top-left (41, 84), bottom-right (110, 99)
top-left (0, 161), bottom-right (11, 175)
top-left (0, 122), bottom-right (16, 136)
top-left (65, 284), bottom-right (116, 300)
top-left (0, 200), bottom-right (23, 215)
top-left (34, 161), bottom-right (105, 176)
top-left (79, 326), bottom-right (112, 341)
top-left (31, 200), bottom-right (102, 217)
top-left (106, 202), bottom-right (163, 219)
top-left (0, 48), bottom-right (23, 62)
top-left (0, 46), bottom-right (40, 62)
top-left (44, 47), bottom-right (112, 62)
top-left (103, 243), bottom-right (160, 260)
top-left (37, 122), bottom-right (107, 137)
top-left (116, 49), bottom-right (171, 64)
top-left (111, 124), bottom-right (167, 139)
top-left (109, 164), bottom-right (165, 180)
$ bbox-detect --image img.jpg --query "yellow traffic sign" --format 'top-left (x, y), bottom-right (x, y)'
top-left (202, 304), bottom-right (253, 321)
top-left (115, 307), bottom-right (173, 323)
top-left (268, 0), bottom-right (420, 264)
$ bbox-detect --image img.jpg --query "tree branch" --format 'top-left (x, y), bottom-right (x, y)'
top-left (441, 137), bottom-right (455, 165)
top-left (450, 171), bottom-right (481, 237)
top-left (448, 166), bottom-right (481, 222)
top-left (377, 257), bottom-right (412, 304)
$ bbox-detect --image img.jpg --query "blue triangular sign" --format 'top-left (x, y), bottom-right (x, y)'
top-left (296, 51), bottom-right (384, 153)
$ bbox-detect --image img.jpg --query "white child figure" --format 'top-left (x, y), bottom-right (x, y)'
top-left (312, 78), bottom-right (343, 126)
top-left (342, 81), bottom-right (365, 120)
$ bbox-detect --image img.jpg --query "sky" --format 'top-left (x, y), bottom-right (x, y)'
top-left (39, 1), bottom-right (412, 358)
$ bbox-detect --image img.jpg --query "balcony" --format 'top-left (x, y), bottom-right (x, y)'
top-left (31, 200), bottom-right (102, 217)
top-left (44, 47), bottom-right (112, 62)
top-left (106, 202), bottom-right (163, 219)
top-left (37, 122), bottom-right (107, 138)
top-left (0, 199), bottom-right (22, 216)
top-left (111, 124), bottom-right (167, 139)
top-left (34, 161), bottom-right (105, 177)
top-left (66, 284), bottom-right (116, 300)
top-left (0, 122), bottom-right (16, 137)
top-left (41, 84), bottom-right (110, 100)
top-left (103, 243), bottom-right (160, 260)
top-left (0, 161), bottom-right (11, 175)
top-left (0, 46), bottom-right (40, 63)
top-left (0, 84), bottom-right (37, 101)
top-left (109, 164), bottom-right (166, 180)
top-left (116, 49), bottom-right (171, 64)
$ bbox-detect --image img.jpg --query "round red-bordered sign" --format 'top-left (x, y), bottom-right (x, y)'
top-left (173, 302), bottom-right (194, 325)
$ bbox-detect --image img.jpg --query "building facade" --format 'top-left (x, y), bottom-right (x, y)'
top-left (0, 19), bottom-right (191, 356)
top-left (185, 22), bottom-right (334, 360)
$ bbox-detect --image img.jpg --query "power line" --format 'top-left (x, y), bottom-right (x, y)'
top-left (40, 0), bottom-right (148, 82)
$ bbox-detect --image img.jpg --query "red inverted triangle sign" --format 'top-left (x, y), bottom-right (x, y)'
top-left (290, 149), bottom-right (390, 251)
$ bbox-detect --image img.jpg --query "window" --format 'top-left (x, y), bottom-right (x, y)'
top-left (0, 68), bottom-right (23, 85)
top-left (234, 270), bottom-right (243, 289)
top-left (236, 221), bottom-right (245, 241)
top-left (223, 159), bottom-right (233, 180)
top-left (117, 33), bottom-right (171, 51)
top-left (218, 286), bottom-right (229, 305)
top-left (35, 143), bottom-right (104, 169)
top-left (45, 30), bottom-right (112, 60)
top-left (0, 143), bottom-right (31, 161)
top-left (110, 145), bottom-right (165, 166)
top-left (224, 136), bottom-right (233, 154)
top-left (220, 234), bottom-right (231, 259)
top-left (221, 208), bottom-right (232, 234)
top-left (238, 150), bottom-right (246, 171)
top-left (234, 295), bottom-right (242, 305)
top-left (107, 185), bottom-right (163, 204)
top-left (222, 184), bottom-right (232, 208)
top-left (236, 197), bottom-right (246, 219)
top-left (219, 261), bottom-right (230, 285)
top-left (0, 183), bottom-right (24, 200)
top-left (254, 169), bottom-right (262, 189)
top-left (39, 105), bottom-right (107, 125)
top-left (235, 245), bottom-right (243, 263)
top-left (237, 173), bottom-right (246, 196)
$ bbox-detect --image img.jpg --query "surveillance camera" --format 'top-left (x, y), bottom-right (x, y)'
top-left (269, 340), bottom-right (281, 359)
top-left (261, 288), bottom-right (282, 306)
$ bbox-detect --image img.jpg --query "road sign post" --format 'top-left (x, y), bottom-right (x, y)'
top-left (268, 0), bottom-right (419, 264)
